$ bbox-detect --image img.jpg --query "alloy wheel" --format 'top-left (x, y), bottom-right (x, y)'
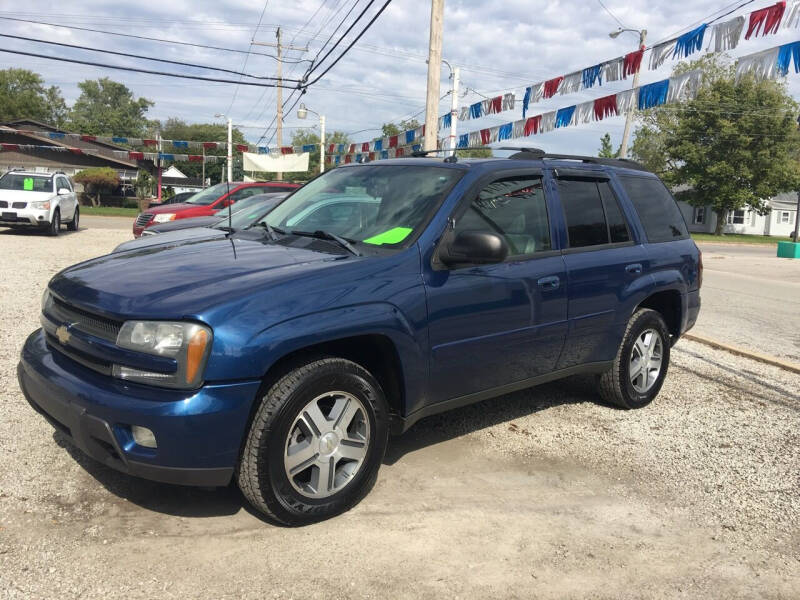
top-left (629, 328), bottom-right (663, 394)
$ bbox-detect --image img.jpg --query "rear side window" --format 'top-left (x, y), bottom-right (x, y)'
top-left (558, 178), bottom-right (630, 248)
top-left (618, 175), bottom-right (688, 242)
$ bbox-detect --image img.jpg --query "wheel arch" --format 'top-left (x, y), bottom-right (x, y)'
top-left (636, 289), bottom-right (683, 339)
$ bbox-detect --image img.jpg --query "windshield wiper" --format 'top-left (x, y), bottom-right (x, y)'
top-left (257, 221), bottom-right (281, 241)
top-left (291, 230), bottom-right (361, 256)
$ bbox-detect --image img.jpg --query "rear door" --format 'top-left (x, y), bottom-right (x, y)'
top-left (424, 170), bottom-right (568, 401)
top-left (552, 169), bottom-right (646, 368)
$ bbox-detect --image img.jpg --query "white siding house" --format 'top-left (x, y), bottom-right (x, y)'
top-left (675, 191), bottom-right (797, 237)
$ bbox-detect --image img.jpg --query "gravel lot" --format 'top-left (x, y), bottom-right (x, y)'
top-left (0, 220), bottom-right (798, 599)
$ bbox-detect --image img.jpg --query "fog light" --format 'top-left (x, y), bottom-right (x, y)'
top-left (131, 425), bottom-right (157, 448)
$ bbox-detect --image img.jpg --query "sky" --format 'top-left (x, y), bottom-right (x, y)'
top-left (2, 0), bottom-right (800, 155)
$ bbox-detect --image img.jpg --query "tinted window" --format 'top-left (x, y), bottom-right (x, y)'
top-left (618, 175), bottom-right (688, 242)
top-left (453, 176), bottom-right (551, 256)
top-left (558, 178), bottom-right (608, 247)
top-left (0, 174), bottom-right (52, 192)
top-left (598, 181), bottom-right (630, 243)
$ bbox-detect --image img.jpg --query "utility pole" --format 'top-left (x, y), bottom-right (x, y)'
top-left (448, 66), bottom-right (460, 156)
top-left (201, 146), bottom-right (205, 187)
top-left (319, 114), bottom-right (326, 174)
top-left (253, 29), bottom-right (307, 181)
top-left (226, 117), bottom-right (233, 183)
top-left (616, 28), bottom-right (647, 159)
top-left (793, 190), bottom-right (800, 242)
top-left (423, 0), bottom-right (445, 152)
top-left (156, 134), bottom-right (162, 203)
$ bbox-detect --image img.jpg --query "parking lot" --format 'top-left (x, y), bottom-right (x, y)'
top-left (1, 220), bottom-right (798, 599)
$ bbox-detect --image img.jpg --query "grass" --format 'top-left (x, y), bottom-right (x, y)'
top-left (691, 232), bottom-right (793, 245)
top-left (79, 206), bottom-right (139, 217)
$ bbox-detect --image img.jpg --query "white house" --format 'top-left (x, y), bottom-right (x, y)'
top-left (676, 191), bottom-right (798, 237)
top-left (160, 165), bottom-right (204, 195)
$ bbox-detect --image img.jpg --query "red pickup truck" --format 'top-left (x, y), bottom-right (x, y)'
top-left (133, 181), bottom-right (300, 237)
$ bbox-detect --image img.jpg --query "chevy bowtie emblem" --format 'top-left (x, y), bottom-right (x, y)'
top-left (55, 325), bottom-right (71, 345)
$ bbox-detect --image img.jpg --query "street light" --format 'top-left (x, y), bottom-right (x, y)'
top-left (297, 103), bottom-right (326, 174)
top-left (214, 113), bottom-right (233, 183)
top-left (609, 27), bottom-right (647, 159)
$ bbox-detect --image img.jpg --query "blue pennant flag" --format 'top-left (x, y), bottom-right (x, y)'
top-left (498, 123), bottom-right (513, 141)
top-left (673, 24), bottom-right (707, 59)
top-left (158, 153), bottom-right (174, 161)
top-left (301, 144), bottom-right (315, 153)
top-left (441, 113), bottom-right (452, 129)
top-left (172, 140), bottom-right (189, 149)
top-left (457, 134), bottom-right (469, 149)
top-left (522, 86), bottom-right (532, 119)
top-left (374, 139), bottom-right (383, 151)
top-left (412, 144), bottom-right (422, 152)
top-left (638, 80), bottom-right (670, 110)
top-left (48, 132), bottom-right (65, 140)
top-left (405, 130), bottom-right (415, 144)
top-left (334, 155), bottom-right (341, 165)
top-left (111, 136), bottom-right (127, 144)
top-left (258, 146), bottom-right (269, 154)
top-left (555, 106), bottom-right (576, 128)
top-left (381, 150), bottom-right (388, 159)
top-left (469, 101), bottom-right (482, 119)
top-left (582, 65), bottom-right (603, 89)
top-left (777, 41), bottom-right (800, 75)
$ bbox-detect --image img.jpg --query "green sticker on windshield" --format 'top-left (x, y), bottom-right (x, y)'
top-left (23, 177), bottom-right (34, 191)
top-left (363, 227), bottom-right (412, 245)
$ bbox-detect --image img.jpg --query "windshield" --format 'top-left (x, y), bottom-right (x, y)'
top-left (213, 197), bottom-right (285, 230)
top-left (0, 173), bottom-right (52, 192)
top-left (185, 183), bottom-right (229, 205)
top-left (263, 165), bottom-right (463, 247)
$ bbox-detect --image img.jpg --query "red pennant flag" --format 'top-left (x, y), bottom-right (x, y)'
top-left (0, 143), bottom-right (20, 151)
top-left (746, 1), bottom-right (786, 39)
top-left (80, 135), bottom-right (97, 142)
top-left (142, 139), bottom-right (158, 146)
top-left (328, 144), bottom-right (335, 154)
top-left (593, 94), bottom-right (618, 120)
top-left (543, 76), bottom-right (564, 99)
top-left (369, 152), bottom-right (375, 161)
top-left (395, 147), bottom-right (404, 157)
top-left (490, 95), bottom-right (502, 114)
top-left (362, 142), bottom-right (369, 152)
top-left (236, 144), bottom-right (249, 152)
top-left (128, 151), bottom-right (144, 160)
top-left (389, 135), bottom-right (398, 148)
top-left (188, 155), bottom-right (204, 162)
top-left (524, 116), bottom-right (541, 136)
top-left (623, 46), bottom-right (644, 78)
top-left (202, 142), bottom-right (218, 150)
top-left (480, 129), bottom-right (491, 145)
top-left (281, 147), bottom-right (293, 154)
top-left (344, 154), bottom-right (352, 164)
top-left (68, 148), bottom-right (84, 155)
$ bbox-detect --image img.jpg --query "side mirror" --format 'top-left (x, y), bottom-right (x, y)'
top-left (57, 188), bottom-right (71, 196)
top-left (439, 231), bottom-right (508, 267)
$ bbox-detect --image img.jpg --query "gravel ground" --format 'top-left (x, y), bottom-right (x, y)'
top-left (0, 223), bottom-right (798, 599)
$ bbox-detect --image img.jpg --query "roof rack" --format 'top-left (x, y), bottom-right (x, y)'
top-left (499, 148), bottom-right (648, 172)
top-left (409, 147), bottom-right (495, 163)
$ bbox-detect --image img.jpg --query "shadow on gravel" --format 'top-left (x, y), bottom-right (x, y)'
top-left (51, 374), bottom-right (604, 521)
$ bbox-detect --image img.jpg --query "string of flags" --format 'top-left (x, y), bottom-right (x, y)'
top-left (320, 40), bottom-right (800, 165)
top-left (0, 142), bottom-right (224, 163)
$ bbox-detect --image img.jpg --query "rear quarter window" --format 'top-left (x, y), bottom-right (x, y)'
top-left (617, 175), bottom-right (689, 243)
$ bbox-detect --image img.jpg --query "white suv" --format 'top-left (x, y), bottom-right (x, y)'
top-left (0, 170), bottom-right (79, 235)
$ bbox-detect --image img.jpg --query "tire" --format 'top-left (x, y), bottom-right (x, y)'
top-left (238, 357), bottom-right (389, 525)
top-left (597, 308), bottom-right (671, 409)
top-left (48, 209), bottom-right (60, 236)
top-left (67, 206), bottom-right (79, 231)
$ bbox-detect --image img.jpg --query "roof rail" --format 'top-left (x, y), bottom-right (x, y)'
top-left (538, 154), bottom-right (649, 172)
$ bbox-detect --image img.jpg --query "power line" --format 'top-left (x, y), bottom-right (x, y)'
top-left (0, 33), bottom-right (284, 80)
top-left (596, 0), bottom-right (629, 29)
top-left (304, 0), bottom-right (393, 86)
top-left (0, 16), bottom-right (311, 62)
top-left (304, 0), bottom-right (364, 73)
top-left (226, 0), bottom-right (271, 115)
top-left (0, 48), bottom-right (294, 87)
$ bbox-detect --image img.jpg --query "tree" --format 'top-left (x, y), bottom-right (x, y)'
top-left (631, 55), bottom-right (800, 234)
top-left (135, 169), bottom-right (153, 201)
top-left (381, 119), bottom-right (421, 137)
top-left (68, 78), bottom-right (154, 137)
top-left (598, 133), bottom-right (615, 158)
top-left (0, 69), bottom-right (67, 126)
top-left (74, 167), bottom-right (120, 207)
top-left (290, 130), bottom-right (351, 180)
top-left (157, 118), bottom-right (247, 184)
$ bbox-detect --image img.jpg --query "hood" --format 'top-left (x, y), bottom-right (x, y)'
top-left (145, 202), bottom-right (202, 215)
top-left (113, 226), bottom-right (226, 253)
top-left (50, 237), bottom-right (351, 317)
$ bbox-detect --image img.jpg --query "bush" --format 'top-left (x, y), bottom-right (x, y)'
top-left (74, 167), bottom-right (120, 207)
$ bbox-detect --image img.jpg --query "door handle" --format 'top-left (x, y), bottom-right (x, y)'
top-left (537, 275), bottom-right (560, 290)
top-left (625, 263), bottom-right (643, 275)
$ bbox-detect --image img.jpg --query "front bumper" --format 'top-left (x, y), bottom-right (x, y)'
top-left (0, 208), bottom-right (50, 227)
top-left (18, 329), bottom-right (262, 487)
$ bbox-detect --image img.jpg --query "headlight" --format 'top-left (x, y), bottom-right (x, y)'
top-left (112, 321), bottom-right (212, 389)
top-left (152, 213), bottom-right (176, 223)
top-left (41, 289), bottom-right (52, 313)
top-left (30, 200), bottom-right (51, 210)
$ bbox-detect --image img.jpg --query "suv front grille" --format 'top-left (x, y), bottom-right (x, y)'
top-left (12, 202), bottom-right (26, 209)
top-left (0, 201), bottom-right (7, 208)
top-left (46, 297), bottom-right (122, 342)
top-left (135, 213), bottom-right (154, 228)
top-left (46, 332), bottom-right (113, 376)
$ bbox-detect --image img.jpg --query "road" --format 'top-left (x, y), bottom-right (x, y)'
top-left (694, 242), bottom-right (800, 364)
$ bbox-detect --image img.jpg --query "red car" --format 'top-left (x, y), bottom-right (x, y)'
top-left (133, 181), bottom-right (300, 237)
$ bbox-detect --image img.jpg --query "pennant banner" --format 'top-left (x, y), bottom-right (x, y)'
top-left (0, 143), bottom-right (222, 163)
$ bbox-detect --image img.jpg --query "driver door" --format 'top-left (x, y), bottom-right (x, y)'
top-left (424, 171), bottom-right (568, 402)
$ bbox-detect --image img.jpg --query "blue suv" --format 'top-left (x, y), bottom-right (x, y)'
top-left (18, 150), bottom-right (702, 525)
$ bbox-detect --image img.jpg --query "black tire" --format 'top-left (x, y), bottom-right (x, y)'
top-left (67, 206), bottom-right (79, 231)
top-left (48, 209), bottom-right (60, 236)
top-left (237, 357), bottom-right (389, 525)
top-left (597, 308), bottom-right (671, 409)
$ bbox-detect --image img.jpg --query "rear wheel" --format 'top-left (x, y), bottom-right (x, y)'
top-left (237, 357), bottom-right (389, 525)
top-left (48, 209), bottom-right (60, 236)
top-left (598, 308), bottom-right (671, 409)
top-left (67, 206), bottom-right (79, 231)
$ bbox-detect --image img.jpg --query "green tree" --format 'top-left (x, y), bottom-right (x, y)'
top-left (0, 69), bottom-right (67, 126)
top-left (157, 118), bottom-right (247, 184)
top-left (68, 78), bottom-right (154, 137)
top-left (290, 129), bottom-right (351, 180)
top-left (598, 133), bottom-right (615, 158)
top-left (632, 55), bottom-right (800, 234)
top-left (74, 167), bottom-right (120, 207)
top-left (135, 169), bottom-right (153, 201)
top-left (381, 119), bottom-right (421, 137)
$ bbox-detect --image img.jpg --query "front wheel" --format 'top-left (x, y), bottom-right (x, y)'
top-left (597, 308), bottom-right (671, 409)
top-left (237, 357), bottom-right (389, 525)
top-left (48, 209), bottom-right (60, 236)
